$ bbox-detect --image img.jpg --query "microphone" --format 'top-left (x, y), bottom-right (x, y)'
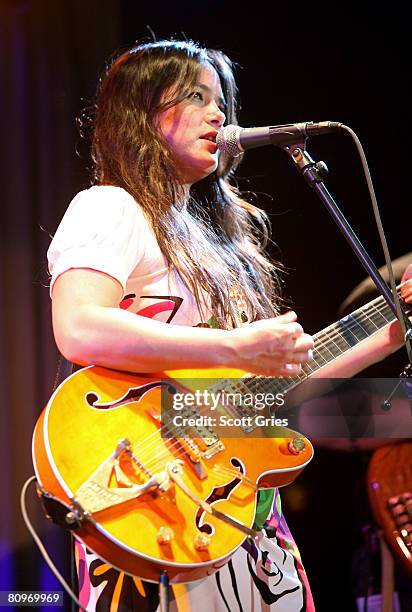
top-left (216, 121), bottom-right (343, 156)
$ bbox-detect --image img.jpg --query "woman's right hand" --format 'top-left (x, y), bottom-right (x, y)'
top-left (226, 311), bottom-right (314, 376)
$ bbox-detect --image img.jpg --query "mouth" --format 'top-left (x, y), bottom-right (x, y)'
top-left (200, 131), bottom-right (218, 143)
top-left (200, 132), bottom-right (219, 154)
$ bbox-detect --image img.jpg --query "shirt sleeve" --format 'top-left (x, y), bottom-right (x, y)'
top-left (47, 186), bottom-right (146, 296)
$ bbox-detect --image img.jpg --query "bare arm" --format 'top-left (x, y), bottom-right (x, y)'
top-left (51, 268), bottom-right (314, 376)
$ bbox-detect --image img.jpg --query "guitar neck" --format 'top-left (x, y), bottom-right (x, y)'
top-left (247, 289), bottom-right (406, 397)
top-left (303, 293), bottom-right (397, 375)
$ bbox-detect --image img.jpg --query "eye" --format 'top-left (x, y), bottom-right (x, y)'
top-left (189, 90), bottom-right (204, 102)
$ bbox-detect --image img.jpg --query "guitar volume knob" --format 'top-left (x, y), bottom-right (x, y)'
top-left (157, 526), bottom-right (175, 545)
top-left (194, 533), bottom-right (211, 551)
top-left (288, 437), bottom-right (306, 454)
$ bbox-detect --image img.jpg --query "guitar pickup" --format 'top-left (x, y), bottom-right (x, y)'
top-left (145, 406), bottom-right (208, 479)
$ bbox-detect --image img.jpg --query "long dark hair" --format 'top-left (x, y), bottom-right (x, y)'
top-left (89, 39), bottom-right (282, 327)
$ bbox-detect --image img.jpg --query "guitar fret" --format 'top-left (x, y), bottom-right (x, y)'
top-left (315, 335), bottom-right (342, 360)
top-left (320, 333), bottom-right (348, 357)
top-left (368, 307), bottom-right (390, 327)
top-left (312, 350), bottom-right (328, 366)
top-left (338, 316), bottom-right (369, 345)
top-left (361, 308), bottom-right (382, 331)
top-left (315, 338), bottom-right (338, 359)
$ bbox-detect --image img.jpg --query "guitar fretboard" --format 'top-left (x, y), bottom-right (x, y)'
top-left (242, 291), bottom-right (404, 397)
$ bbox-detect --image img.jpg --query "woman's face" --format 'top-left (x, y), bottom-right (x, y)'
top-left (158, 64), bottom-right (226, 186)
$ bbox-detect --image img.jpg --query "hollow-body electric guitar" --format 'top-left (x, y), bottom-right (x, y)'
top-left (33, 290), bottom-right (406, 583)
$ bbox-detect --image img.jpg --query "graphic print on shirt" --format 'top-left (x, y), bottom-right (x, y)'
top-left (75, 542), bottom-right (159, 612)
top-left (119, 293), bottom-right (220, 328)
top-left (119, 294), bottom-right (184, 324)
top-left (245, 529), bottom-right (303, 607)
top-left (239, 489), bottom-right (314, 611)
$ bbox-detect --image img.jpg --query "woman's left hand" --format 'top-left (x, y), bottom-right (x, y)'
top-left (401, 263), bottom-right (412, 302)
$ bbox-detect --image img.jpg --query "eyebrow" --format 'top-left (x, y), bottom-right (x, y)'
top-left (196, 83), bottom-right (227, 109)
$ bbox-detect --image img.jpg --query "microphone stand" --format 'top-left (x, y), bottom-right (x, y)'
top-left (281, 140), bottom-right (412, 408)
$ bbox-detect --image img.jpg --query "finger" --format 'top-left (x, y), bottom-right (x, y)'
top-left (401, 264), bottom-right (412, 283)
top-left (282, 322), bottom-right (304, 338)
top-left (276, 311), bottom-right (297, 323)
top-left (270, 328), bottom-right (304, 354)
top-left (269, 326), bottom-right (308, 356)
top-left (283, 350), bottom-right (313, 365)
top-left (401, 284), bottom-right (412, 301)
top-left (293, 333), bottom-right (314, 351)
top-left (277, 363), bottom-right (303, 376)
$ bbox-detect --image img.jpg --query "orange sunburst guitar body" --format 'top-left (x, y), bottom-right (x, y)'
top-left (33, 365), bottom-right (313, 583)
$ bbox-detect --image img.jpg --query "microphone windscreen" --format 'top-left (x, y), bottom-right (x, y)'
top-left (216, 125), bottom-right (242, 156)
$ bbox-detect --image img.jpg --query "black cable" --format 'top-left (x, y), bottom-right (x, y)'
top-left (20, 476), bottom-right (89, 612)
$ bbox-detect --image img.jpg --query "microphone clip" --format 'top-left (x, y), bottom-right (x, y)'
top-left (289, 148), bottom-right (329, 186)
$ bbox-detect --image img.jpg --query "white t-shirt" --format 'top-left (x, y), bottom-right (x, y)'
top-left (48, 185), bottom-right (211, 327)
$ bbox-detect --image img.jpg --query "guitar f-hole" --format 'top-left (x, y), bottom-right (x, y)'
top-left (195, 458), bottom-right (245, 534)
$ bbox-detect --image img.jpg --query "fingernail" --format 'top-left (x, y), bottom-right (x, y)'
top-left (285, 363), bottom-right (300, 371)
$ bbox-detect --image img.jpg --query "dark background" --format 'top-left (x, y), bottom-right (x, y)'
top-left (0, 1), bottom-right (410, 610)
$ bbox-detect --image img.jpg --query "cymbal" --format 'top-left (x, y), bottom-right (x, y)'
top-left (338, 252), bottom-right (412, 315)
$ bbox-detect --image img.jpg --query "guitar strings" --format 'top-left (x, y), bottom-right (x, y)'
top-left (310, 299), bottom-right (392, 361)
top-left (251, 297), bottom-right (397, 393)
top-left (128, 298), bottom-right (394, 459)
top-left (126, 429), bottom-right (242, 484)
top-left (135, 293), bottom-right (408, 473)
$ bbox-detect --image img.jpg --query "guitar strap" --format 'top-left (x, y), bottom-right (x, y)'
top-left (52, 353), bottom-right (74, 392)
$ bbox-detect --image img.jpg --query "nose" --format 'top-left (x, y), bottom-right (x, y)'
top-left (207, 101), bottom-right (225, 129)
